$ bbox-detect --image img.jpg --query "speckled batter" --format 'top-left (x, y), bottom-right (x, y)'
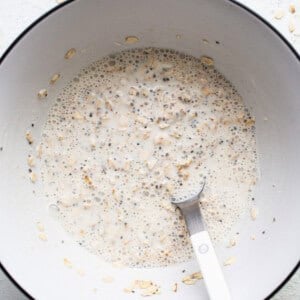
top-left (40, 48), bottom-right (258, 267)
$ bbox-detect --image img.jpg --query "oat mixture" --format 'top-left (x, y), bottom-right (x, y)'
top-left (40, 48), bottom-right (258, 268)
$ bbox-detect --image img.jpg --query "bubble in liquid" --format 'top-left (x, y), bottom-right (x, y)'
top-left (48, 203), bottom-right (60, 218)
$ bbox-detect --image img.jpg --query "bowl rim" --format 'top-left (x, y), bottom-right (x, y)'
top-left (0, 0), bottom-right (299, 299)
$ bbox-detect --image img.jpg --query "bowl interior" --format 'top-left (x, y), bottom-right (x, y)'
top-left (0, 0), bottom-right (299, 299)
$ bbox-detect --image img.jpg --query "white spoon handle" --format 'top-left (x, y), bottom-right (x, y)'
top-left (190, 231), bottom-right (231, 300)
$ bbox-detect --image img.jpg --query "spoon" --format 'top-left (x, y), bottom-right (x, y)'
top-left (171, 182), bottom-right (231, 300)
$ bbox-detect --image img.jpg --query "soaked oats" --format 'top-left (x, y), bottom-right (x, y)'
top-left (50, 73), bottom-right (61, 85)
top-left (64, 48), bottom-right (76, 60)
top-left (124, 36), bottom-right (140, 44)
top-left (40, 48), bottom-right (258, 268)
top-left (37, 88), bottom-right (48, 99)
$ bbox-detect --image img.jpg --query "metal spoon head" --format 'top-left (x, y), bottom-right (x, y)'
top-left (170, 180), bottom-right (206, 208)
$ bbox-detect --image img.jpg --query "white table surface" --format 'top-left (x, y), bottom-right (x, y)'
top-left (0, 0), bottom-right (299, 299)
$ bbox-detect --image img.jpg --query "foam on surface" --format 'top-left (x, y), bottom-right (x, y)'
top-left (40, 48), bottom-right (258, 267)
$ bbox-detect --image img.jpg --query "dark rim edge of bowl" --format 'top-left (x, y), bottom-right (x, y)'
top-left (0, 0), bottom-right (299, 299)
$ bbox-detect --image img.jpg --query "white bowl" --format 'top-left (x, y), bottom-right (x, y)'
top-left (0, 0), bottom-right (299, 299)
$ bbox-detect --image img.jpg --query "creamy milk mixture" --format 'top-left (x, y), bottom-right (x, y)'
top-left (40, 48), bottom-right (258, 268)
